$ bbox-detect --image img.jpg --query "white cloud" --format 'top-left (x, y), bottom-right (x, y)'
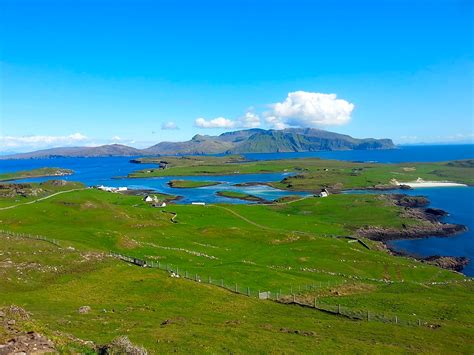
top-left (195, 112), bottom-right (261, 129)
top-left (0, 132), bottom-right (88, 149)
top-left (111, 135), bottom-right (122, 141)
top-left (239, 112), bottom-right (261, 128)
top-left (195, 116), bottom-right (237, 129)
top-left (161, 121), bottom-right (179, 130)
top-left (265, 91), bottom-right (354, 128)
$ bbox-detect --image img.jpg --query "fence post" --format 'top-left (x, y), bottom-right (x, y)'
top-left (235, 284), bottom-right (238, 293)
top-left (395, 315), bottom-right (398, 324)
top-left (418, 319), bottom-right (421, 326)
top-left (314, 298), bottom-right (317, 308)
top-left (185, 271), bottom-right (188, 278)
top-left (221, 279), bottom-right (224, 287)
top-left (293, 294), bottom-right (296, 303)
top-left (208, 276), bottom-right (211, 284)
top-left (338, 304), bottom-right (341, 314)
top-left (195, 274), bottom-right (198, 281)
top-left (247, 287), bottom-right (250, 296)
top-left (367, 311), bottom-right (370, 321)
top-left (176, 266), bottom-right (179, 275)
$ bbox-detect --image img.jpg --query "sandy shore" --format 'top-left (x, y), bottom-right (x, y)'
top-left (391, 178), bottom-right (468, 188)
top-left (402, 181), bottom-right (467, 188)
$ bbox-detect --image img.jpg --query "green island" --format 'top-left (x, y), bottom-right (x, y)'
top-left (0, 167), bottom-right (74, 182)
top-left (0, 173), bottom-right (473, 353)
top-left (167, 179), bottom-right (220, 188)
top-left (216, 190), bottom-right (267, 202)
top-left (129, 156), bottom-right (474, 191)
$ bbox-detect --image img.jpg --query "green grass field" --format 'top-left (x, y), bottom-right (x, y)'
top-left (0, 184), bottom-right (473, 352)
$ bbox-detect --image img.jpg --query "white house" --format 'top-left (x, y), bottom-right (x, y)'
top-left (191, 202), bottom-right (206, 206)
top-left (319, 188), bottom-right (329, 198)
top-left (153, 202), bottom-right (167, 208)
top-left (143, 195), bottom-right (154, 202)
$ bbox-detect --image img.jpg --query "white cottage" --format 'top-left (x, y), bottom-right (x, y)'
top-left (319, 188), bottom-right (329, 198)
top-left (143, 195), bottom-right (154, 202)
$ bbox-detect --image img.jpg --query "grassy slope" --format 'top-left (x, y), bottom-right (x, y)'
top-left (168, 180), bottom-right (220, 188)
top-left (129, 157), bottom-right (474, 191)
top-left (0, 167), bottom-right (73, 181)
top-left (1, 236), bottom-right (473, 353)
top-left (0, 180), bottom-right (85, 208)
top-left (0, 182), bottom-right (473, 352)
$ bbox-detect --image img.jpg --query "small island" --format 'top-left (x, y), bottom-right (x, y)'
top-left (0, 167), bottom-right (74, 182)
top-left (167, 180), bottom-right (221, 188)
top-left (216, 190), bottom-right (268, 203)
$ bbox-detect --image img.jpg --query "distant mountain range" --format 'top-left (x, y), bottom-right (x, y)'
top-left (1, 128), bottom-right (395, 159)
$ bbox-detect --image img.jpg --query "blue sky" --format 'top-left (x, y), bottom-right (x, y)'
top-left (0, 0), bottom-right (472, 152)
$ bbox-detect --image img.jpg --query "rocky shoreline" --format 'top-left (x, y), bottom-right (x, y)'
top-left (356, 194), bottom-right (470, 273)
top-left (357, 222), bottom-right (467, 242)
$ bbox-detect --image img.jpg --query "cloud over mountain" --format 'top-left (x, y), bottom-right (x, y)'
top-left (195, 91), bottom-right (353, 130)
top-left (195, 112), bottom-right (261, 129)
top-left (265, 91), bottom-right (355, 129)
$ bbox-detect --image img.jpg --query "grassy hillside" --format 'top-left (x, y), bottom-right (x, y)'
top-left (0, 184), bottom-right (473, 352)
top-left (3, 236), bottom-right (472, 353)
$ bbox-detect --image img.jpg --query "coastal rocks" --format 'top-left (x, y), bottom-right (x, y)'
top-left (424, 208), bottom-right (448, 217)
top-left (389, 194), bottom-right (429, 208)
top-left (423, 256), bottom-right (470, 272)
top-left (360, 193), bottom-right (467, 243)
top-left (357, 223), bottom-right (467, 241)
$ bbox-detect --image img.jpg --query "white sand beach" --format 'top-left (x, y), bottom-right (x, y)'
top-left (392, 178), bottom-right (468, 188)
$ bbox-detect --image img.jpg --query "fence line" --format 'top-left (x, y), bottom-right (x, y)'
top-left (109, 251), bottom-right (433, 328)
top-left (0, 229), bottom-right (61, 247)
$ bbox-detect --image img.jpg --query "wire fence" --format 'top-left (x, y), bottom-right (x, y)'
top-left (0, 229), bottom-right (61, 247)
top-left (110, 251), bottom-right (435, 328)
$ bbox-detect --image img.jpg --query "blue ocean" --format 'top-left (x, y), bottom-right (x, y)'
top-left (1, 144), bottom-right (473, 275)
